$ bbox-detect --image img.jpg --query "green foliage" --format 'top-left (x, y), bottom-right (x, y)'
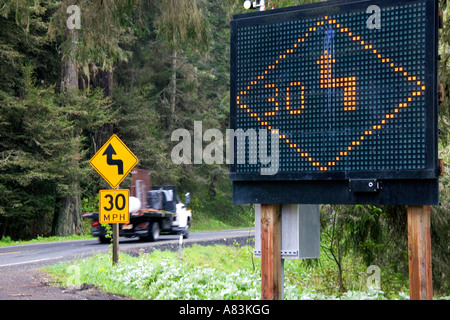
top-left (48, 0), bottom-right (138, 71)
top-left (0, 0), bottom-right (47, 33)
top-left (0, 234), bottom-right (92, 247)
top-left (438, 0), bottom-right (450, 144)
top-left (435, 0), bottom-right (450, 294)
top-left (0, 66), bottom-right (74, 238)
top-left (320, 203), bottom-right (449, 295)
top-left (0, 65), bottom-right (113, 239)
top-left (154, 0), bottom-right (210, 51)
top-left (0, 0), bottom-right (59, 96)
top-left (81, 195), bottom-right (98, 213)
top-left (45, 245), bottom-right (439, 300)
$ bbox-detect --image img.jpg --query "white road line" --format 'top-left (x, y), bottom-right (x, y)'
top-left (0, 256), bottom-right (64, 268)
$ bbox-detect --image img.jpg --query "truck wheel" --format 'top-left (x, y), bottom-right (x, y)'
top-left (99, 236), bottom-right (111, 244)
top-left (183, 222), bottom-right (190, 239)
top-left (149, 222), bottom-right (160, 242)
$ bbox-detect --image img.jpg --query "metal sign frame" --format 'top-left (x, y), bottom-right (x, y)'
top-left (230, 0), bottom-right (439, 205)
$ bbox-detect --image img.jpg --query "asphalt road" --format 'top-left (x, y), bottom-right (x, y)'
top-left (0, 228), bottom-right (255, 270)
top-left (0, 229), bottom-right (254, 300)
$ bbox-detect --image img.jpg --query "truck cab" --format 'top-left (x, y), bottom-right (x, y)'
top-left (173, 194), bottom-right (192, 237)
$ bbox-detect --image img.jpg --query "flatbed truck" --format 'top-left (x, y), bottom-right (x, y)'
top-left (82, 169), bottom-right (191, 243)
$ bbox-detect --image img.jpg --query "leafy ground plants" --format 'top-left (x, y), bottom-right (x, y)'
top-left (44, 244), bottom-right (449, 300)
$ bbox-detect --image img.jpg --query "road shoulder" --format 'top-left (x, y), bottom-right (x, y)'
top-left (0, 233), bottom-right (254, 300)
top-left (0, 268), bottom-right (131, 300)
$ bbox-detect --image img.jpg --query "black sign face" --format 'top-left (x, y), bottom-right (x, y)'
top-left (230, 0), bottom-right (439, 205)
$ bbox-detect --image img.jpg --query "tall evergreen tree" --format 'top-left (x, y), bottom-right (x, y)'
top-left (47, 0), bottom-right (139, 235)
top-left (154, 0), bottom-right (210, 128)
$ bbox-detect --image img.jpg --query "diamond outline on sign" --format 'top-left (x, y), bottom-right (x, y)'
top-left (89, 134), bottom-right (139, 189)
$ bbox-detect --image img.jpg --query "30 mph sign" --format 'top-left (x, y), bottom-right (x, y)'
top-left (99, 189), bottom-right (130, 224)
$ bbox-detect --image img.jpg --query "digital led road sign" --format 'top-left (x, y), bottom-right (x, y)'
top-left (230, 0), bottom-right (439, 205)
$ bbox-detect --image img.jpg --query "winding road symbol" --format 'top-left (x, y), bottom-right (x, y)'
top-left (103, 144), bottom-right (124, 175)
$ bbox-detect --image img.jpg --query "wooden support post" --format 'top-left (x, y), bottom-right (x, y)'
top-left (112, 185), bottom-right (120, 265)
top-left (407, 205), bottom-right (433, 300)
top-left (260, 204), bottom-right (282, 300)
top-left (112, 223), bottom-right (119, 265)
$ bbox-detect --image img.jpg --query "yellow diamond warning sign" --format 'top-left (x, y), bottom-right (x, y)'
top-left (90, 135), bottom-right (138, 189)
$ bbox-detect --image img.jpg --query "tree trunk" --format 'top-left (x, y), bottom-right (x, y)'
top-left (169, 49), bottom-right (177, 125)
top-left (99, 69), bottom-right (114, 99)
top-left (92, 67), bottom-right (114, 150)
top-left (328, 210), bottom-right (346, 292)
top-left (336, 257), bottom-right (345, 292)
top-left (60, 29), bottom-right (79, 92)
top-left (53, 28), bottom-right (83, 236)
top-left (52, 184), bottom-right (82, 236)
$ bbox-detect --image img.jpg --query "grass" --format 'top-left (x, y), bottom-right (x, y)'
top-left (45, 244), bottom-right (261, 300)
top-left (191, 215), bottom-right (250, 231)
top-left (44, 243), bottom-right (450, 300)
top-left (0, 234), bottom-right (94, 247)
top-left (188, 194), bottom-right (254, 232)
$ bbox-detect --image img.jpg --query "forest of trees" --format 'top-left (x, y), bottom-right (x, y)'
top-left (0, 0), bottom-right (448, 294)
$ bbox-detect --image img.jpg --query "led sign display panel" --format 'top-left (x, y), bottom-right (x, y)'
top-left (230, 0), bottom-right (439, 205)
